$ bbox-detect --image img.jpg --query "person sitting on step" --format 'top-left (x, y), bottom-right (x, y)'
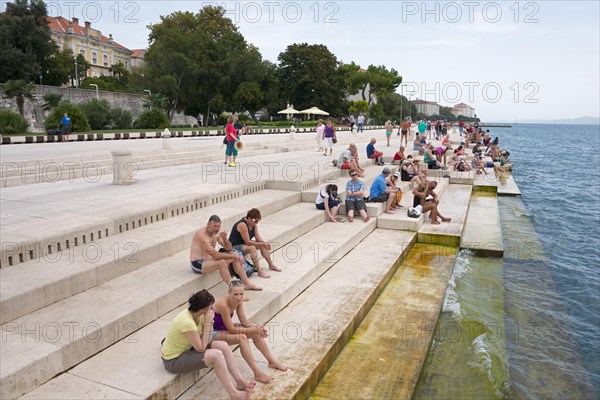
top-left (190, 215), bottom-right (262, 291)
top-left (366, 138), bottom-right (384, 165)
top-left (213, 280), bottom-right (288, 384)
top-left (161, 289), bottom-right (253, 400)
top-left (345, 169), bottom-right (370, 222)
top-left (412, 181), bottom-right (452, 225)
top-left (316, 183), bottom-right (342, 222)
top-left (228, 208), bottom-right (281, 277)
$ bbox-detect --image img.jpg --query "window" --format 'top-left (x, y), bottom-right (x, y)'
top-left (92, 52), bottom-right (97, 65)
top-left (80, 49), bottom-right (85, 57)
top-left (103, 54), bottom-right (108, 67)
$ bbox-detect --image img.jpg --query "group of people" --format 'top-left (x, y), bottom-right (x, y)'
top-left (162, 209), bottom-right (289, 399)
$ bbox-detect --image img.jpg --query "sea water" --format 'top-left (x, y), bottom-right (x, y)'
top-left (413, 124), bottom-right (600, 399)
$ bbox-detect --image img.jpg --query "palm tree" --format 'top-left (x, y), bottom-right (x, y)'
top-left (4, 80), bottom-right (35, 116)
top-left (110, 62), bottom-right (127, 82)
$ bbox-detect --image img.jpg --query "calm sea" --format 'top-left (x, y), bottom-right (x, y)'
top-left (414, 123), bottom-right (600, 399)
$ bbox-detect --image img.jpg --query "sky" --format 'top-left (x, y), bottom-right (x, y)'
top-left (29, 0), bottom-right (600, 121)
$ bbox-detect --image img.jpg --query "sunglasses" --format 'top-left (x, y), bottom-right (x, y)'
top-left (251, 218), bottom-right (260, 223)
top-left (350, 173), bottom-right (358, 177)
top-left (229, 279), bottom-right (244, 289)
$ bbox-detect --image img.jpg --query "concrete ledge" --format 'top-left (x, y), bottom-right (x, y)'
top-left (460, 192), bottom-right (504, 257)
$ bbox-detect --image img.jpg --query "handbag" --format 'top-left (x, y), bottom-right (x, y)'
top-left (332, 137), bottom-right (338, 144)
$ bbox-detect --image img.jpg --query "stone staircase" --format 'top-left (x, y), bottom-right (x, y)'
top-left (1, 130), bottom-right (516, 399)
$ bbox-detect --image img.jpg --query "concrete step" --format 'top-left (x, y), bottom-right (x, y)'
top-left (179, 229), bottom-right (418, 400)
top-left (1, 200), bottom-right (331, 399)
top-left (377, 178), bottom-right (451, 231)
top-left (497, 173), bottom-right (521, 195)
top-left (460, 192), bottom-right (504, 256)
top-left (417, 184), bottom-right (473, 246)
top-left (0, 190), bottom-right (300, 324)
top-left (311, 244), bottom-right (458, 400)
top-left (16, 215), bottom-right (379, 400)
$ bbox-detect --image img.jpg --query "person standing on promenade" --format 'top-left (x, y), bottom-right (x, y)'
top-left (316, 119), bottom-right (325, 152)
top-left (228, 208), bottom-right (281, 277)
top-left (385, 120), bottom-right (393, 146)
top-left (161, 290), bottom-right (253, 400)
top-left (357, 113), bottom-right (365, 133)
top-left (225, 115), bottom-right (239, 167)
top-left (190, 215), bottom-right (262, 291)
top-left (400, 118), bottom-right (410, 148)
top-left (60, 112), bottom-right (71, 142)
top-left (345, 170), bottom-right (370, 222)
top-left (323, 118), bottom-right (336, 156)
top-left (349, 114), bottom-right (356, 133)
top-left (418, 120), bottom-right (427, 138)
top-left (213, 280), bottom-right (288, 384)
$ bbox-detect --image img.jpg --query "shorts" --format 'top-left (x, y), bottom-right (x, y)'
top-left (316, 199), bottom-right (340, 210)
top-left (401, 174), bottom-right (415, 182)
top-left (190, 260), bottom-right (203, 274)
top-left (324, 137), bottom-right (333, 148)
top-left (401, 130), bottom-right (408, 135)
top-left (340, 162), bottom-right (351, 170)
top-left (370, 193), bottom-right (389, 203)
top-left (232, 244), bottom-right (245, 252)
top-left (225, 140), bottom-right (236, 156)
top-left (346, 199), bottom-right (367, 213)
top-left (428, 160), bottom-right (439, 169)
top-left (162, 343), bottom-right (212, 374)
top-left (386, 131), bottom-right (392, 136)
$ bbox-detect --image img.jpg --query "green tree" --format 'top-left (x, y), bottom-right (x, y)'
top-left (134, 109), bottom-right (169, 129)
top-left (42, 93), bottom-right (62, 110)
top-left (109, 62), bottom-right (128, 82)
top-left (4, 79), bottom-right (35, 116)
top-left (277, 43), bottom-right (345, 115)
top-left (0, 0), bottom-right (55, 82)
top-left (44, 101), bottom-right (90, 132)
top-left (143, 93), bottom-right (170, 113)
top-left (378, 92), bottom-right (402, 122)
top-left (109, 108), bottom-right (132, 129)
top-left (81, 99), bottom-right (111, 130)
top-left (41, 48), bottom-right (74, 86)
top-left (369, 103), bottom-right (385, 124)
top-left (0, 110), bottom-right (29, 134)
top-left (348, 100), bottom-right (369, 117)
top-left (345, 64), bottom-right (402, 105)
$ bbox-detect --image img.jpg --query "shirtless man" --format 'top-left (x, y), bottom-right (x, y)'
top-left (190, 215), bottom-right (262, 291)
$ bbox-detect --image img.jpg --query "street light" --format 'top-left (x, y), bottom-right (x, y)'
top-left (74, 56), bottom-right (78, 88)
top-left (144, 89), bottom-right (151, 96)
top-left (89, 83), bottom-right (99, 100)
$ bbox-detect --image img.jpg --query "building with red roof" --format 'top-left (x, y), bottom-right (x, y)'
top-left (47, 16), bottom-right (133, 79)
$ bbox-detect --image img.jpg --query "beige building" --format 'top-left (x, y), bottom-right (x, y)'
top-left (451, 102), bottom-right (476, 118)
top-left (47, 16), bottom-right (133, 78)
top-left (413, 99), bottom-right (440, 116)
top-left (130, 49), bottom-right (146, 69)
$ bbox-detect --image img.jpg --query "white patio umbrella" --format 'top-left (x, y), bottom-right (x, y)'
top-left (300, 107), bottom-right (329, 120)
top-left (277, 103), bottom-right (300, 120)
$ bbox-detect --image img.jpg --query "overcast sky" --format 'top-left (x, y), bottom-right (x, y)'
top-left (36, 0), bottom-right (600, 121)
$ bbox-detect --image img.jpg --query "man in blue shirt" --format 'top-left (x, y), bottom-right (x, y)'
top-left (366, 138), bottom-right (384, 165)
top-left (60, 112), bottom-right (71, 142)
top-left (345, 169), bottom-right (370, 222)
top-left (369, 167), bottom-right (399, 214)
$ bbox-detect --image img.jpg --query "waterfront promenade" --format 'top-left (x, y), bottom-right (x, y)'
top-left (0, 127), bottom-right (520, 399)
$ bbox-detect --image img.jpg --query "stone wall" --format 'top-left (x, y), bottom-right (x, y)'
top-left (0, 84), bottom-right (195, 132)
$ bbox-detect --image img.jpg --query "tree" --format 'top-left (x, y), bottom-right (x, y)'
top-left (134, 109), bottom-right (169, 129)
top-left (4, 80), bottom-right (35, 116)
top-left (42, 93), bottom-right (62, 110)
top-left (143, 6), bottom-right (264, 122)
top-left (344, 64), bottom-right (402, 105)
top-left (143, 93), bottom-right (170, 113)
top-left (277, 43), bottom-right (345, 115)
top-left (0, 0), bottom-right (55, 82)
top-left (0, 110), bottom-right (29, 134)
top-left (378, 92), bottom-right (402, 122)
top-left (44, 101), bottom-right (90, 132)
top-left (81, 99), bottom-right (111, 130)
top-left (109, 62), bottom-right (128, 82)
top-left (348, 100), bottom-right (369, 117)
top-left (41, 48), bottom-right (74, 86)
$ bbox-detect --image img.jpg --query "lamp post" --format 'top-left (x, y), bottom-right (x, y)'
top-left (144, 89), bottom-right (151, 96)
top-left (74, 56), bottom-right (79, 88)
top-left (89, 83), bottom-right (99, 100)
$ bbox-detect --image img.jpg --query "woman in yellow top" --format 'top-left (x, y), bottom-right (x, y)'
top-left (161, 289), bottom-right (254, 400)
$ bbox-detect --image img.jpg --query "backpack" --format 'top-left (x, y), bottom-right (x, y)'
top-left (407, 207), bottom-right (422, 218)
top-left (218, 248), bottom-right (256, 278)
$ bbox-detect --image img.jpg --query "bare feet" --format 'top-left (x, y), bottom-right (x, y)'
top-left (269, 361), bottom-right (288, 371)
top-left (244, 283), bottom-right (263, 291)
top-left (363, 215), bottom-right (370, 222)
top-left (229, 388), bottom-right (252, 400)
top-left (257, 270), bottom-right (271, 279)
top-left (269, 264), bottom-right (282, 272)
top-left (347, 215), bottom-right (353, 222)
top-left (237, 380), bottom-right (257, 390)
top-left (384, 210), bottom-right (394, 214)
top-left (431, 220), bottom-right (441, 225)
top-left (255, 371), bottom-right (274, 383)
top-left (441, 217), bottom-right (452, 222)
